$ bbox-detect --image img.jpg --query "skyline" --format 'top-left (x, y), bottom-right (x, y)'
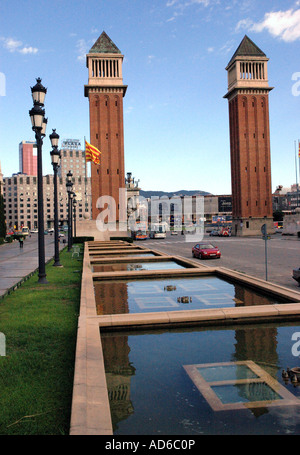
top-left (1, 1), bottom-right (300, 195)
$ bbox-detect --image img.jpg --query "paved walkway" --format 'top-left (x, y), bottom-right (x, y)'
top-left (0, 234), bottom-right (65, 297)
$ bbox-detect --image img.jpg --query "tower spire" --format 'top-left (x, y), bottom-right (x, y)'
top-left (224, 36), bottom-right (274, 236)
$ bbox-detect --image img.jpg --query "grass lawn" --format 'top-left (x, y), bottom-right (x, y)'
top-left (0, 247), bottom-right (82, 435)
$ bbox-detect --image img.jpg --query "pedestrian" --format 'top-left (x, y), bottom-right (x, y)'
top-left (19, 237), bottom-right (24, 248)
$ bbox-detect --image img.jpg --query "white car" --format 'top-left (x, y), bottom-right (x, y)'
top-left (30, 229), bottom-right (38, 233)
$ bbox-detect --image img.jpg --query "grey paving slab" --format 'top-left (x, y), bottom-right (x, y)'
top-left (0, 235), bottom-right (63, 297)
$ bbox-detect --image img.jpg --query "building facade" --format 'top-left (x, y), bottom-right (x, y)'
top-left (224, 36), bottom-right (273, 236)
top-left (3, 171), bottom-right (91, 231)
top-left (19, 141), bottom-right (37, 176)
top-left (84, 31), bottom-right (127, 221)
top-left (59, 139), bottom-right (91, 216)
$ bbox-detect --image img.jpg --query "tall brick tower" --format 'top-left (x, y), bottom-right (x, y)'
top-left (85, 31), bottom-right (127, 221)
top-left (224, 36), bottom-right (274, 236)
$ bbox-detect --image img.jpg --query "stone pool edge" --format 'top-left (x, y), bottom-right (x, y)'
top-left (69, 240), bottom-right (300, 435)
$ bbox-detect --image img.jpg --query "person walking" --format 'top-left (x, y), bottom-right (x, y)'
top-left (19, 237), bottom-right (24, 248)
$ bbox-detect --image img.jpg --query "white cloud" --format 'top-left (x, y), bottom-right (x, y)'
top-left (1, 37), bottom-right (38, 54)
top-left (76, 39), bottom-right (89, 62)
top-left (166, 0), bottom-right (210, 7)
top-left (237, 8), bottom-right (300, 42)
top-left (19, 46), bottom-right (38, 55)
top-left (147, 55), bottom-right (155, 64)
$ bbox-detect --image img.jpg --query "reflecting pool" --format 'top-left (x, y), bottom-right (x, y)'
top-left (94, 275), bottom-right (287, 315)
top-left (101, 323), bottom-right (300, 434)
top-left (92, 253), bottom-right (157, 258)
top-left (93, 261), bottom-right (186, 273)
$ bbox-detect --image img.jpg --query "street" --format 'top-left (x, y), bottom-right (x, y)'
top-left (0, 233), bottom-right (65, 296)
top-left (136, 232), bottom-right (300, 291)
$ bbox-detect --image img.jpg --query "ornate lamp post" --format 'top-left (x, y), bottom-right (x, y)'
top-left (29, 78), bottom-right (48, 284)
top-left (73, 195), bottom-right (77, 239)
top-left (50, 129), bottom-right (62, 267)
top-left (66, 171), bottom-right (73, 251)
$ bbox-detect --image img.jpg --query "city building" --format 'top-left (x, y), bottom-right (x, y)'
top-left (3, 171), bottom-right (91, 231)
top-left (19, 141), bottom-right (37, 176)
top-left (224, 36), bottom-right (274, 236)
top-left (59, 139), bottom-right (91, 215)
top-left (84, 31), bottom-right (127, 221)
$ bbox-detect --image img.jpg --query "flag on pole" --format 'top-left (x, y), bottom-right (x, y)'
top-left (298, 141), bottom-right (300, 158)
top-left (85, 140), bottom-right (101, 164)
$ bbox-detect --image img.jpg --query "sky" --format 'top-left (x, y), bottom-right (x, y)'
top-left (1, 0), bottom-right (300, 195)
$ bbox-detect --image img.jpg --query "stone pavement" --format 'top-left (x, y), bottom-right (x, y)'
top-left (0, 234), bottom-right (64, 298)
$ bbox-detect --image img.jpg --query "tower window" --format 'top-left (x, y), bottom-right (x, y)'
top-left (106, 133), bottom-right (108, 139)
top-left (107, 169), bottom-right (109, 174)
top-left (117, 169), bottom-right (119, 174)
top-left (115, 101), bottom-right (118, 106)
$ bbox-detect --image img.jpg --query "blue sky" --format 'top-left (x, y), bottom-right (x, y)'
top-left (1, 0), bottom-right (300, 194)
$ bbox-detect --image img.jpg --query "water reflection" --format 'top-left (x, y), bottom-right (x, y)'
top-left (101, 323), bottom-right (300, 434)
top-left (93, 261), bottom-right (185, 273)
top-left (94, 276), bottom-right (287, 315)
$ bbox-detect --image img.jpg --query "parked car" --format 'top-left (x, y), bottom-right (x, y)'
top-left (209, 230), bottom-right (220, 237)
top-left (30, 229), bottom-right (38, 233)
top-left (192, 243), bottom-right (221, 259)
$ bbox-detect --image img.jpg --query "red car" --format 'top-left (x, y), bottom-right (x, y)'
top-left (192, 243), bottom-right (221, 259)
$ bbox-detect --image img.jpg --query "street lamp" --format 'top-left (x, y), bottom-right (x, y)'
top-left (50, 129), bottom-right (62, 267)
top-left (73, 195), bottom-right (77, 239)
top-left (66, 171), bottom-right (73, 251)
top-left (29, 77), bottom-right (48, 284)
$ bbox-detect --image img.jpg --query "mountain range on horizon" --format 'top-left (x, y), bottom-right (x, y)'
top-left (139, 189), bottom-right (212, 199)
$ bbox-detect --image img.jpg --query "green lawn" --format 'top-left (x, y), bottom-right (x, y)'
top-left (0, 247), bottom-right (82, 435)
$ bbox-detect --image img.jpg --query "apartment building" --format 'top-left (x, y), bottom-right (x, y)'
top-left (19, 141), bottom-right (37, 176)
top-left (3, 172), bottom-right (91, 230)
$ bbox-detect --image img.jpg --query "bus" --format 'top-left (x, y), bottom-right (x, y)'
top-left (22, 226), bottom-right (29, 236)
top-left (131, 223), bottom-right (148, 240)
top-left (149, 222), bottom-right (168, 239)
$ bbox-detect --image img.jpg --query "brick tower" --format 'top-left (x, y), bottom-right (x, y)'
top-left (85, 31), bottom-right (127, 221)
top-left (224, 36), bottom-right (274, 236)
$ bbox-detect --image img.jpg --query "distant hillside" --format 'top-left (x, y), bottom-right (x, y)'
top-left (139, 189), bottom-right (211, 199)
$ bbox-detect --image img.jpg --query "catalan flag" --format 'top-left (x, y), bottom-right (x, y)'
top-left (299, 141), bottom-right (300, 158)
top-left (85, 140), bottom-right (101, 165)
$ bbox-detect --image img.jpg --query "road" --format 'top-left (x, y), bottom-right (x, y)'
top-left (135, 232), bottom-right (300, 291)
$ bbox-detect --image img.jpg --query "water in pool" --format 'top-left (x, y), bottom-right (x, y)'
top-left (93, 261), bottom-right (185, 273)
top-left (94, 275), bottom-right (287, 315)
top-left (101, 323), bottom-right (300, 434)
